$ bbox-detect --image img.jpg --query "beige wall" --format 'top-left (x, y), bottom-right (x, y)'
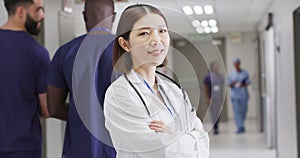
top-left (0, 0), bottom-right (7, 25)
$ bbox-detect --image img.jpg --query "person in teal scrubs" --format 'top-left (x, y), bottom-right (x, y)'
top-left (227, 58), bottom-right (251, 134)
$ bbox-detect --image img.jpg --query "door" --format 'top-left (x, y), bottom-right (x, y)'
top-left (264, 26), bottom-right (277, 149)
top-left (293, 6), bottom-right (300, 155)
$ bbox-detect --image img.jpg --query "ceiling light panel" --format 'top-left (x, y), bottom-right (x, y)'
top-left (196, 27), bottom-right (204, 34)
top-left (201, 20), bottom-right (208, 27)
top-left (191, 20), bottom-right (201, 27)
top-left (193, 5), bottom-right (203, 15)
top-left (182, 6), bottom-right (193, 15)
top-left (204, 5), bottom-right (214, 14)
top-left (208, 19), bottom-right (217, 26)
top-left (211, 26), bottom-right (219, 33)
top-left (204, 27), bottom-right (211, 33)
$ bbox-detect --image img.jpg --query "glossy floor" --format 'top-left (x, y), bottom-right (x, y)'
top-left (206, 119), bottom-right (277, 158)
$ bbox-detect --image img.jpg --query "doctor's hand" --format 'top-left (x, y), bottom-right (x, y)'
top-left (149, 120), bottom-right (172, 134)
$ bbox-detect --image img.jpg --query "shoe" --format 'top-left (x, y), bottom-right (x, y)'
top-left (213, 130), bottom-right (219, 135)
top-left (236, 127), bottom-right (245, 134)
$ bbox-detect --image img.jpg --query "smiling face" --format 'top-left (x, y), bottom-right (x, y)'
top-left (118, 13), bottom-right (170, 70)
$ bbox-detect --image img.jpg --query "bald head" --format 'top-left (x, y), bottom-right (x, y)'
top-left (83, 0), bottom-right (115, 32)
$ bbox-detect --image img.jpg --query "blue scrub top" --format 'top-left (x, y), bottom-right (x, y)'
top-left (203, 72), bottom-right (224, 99)
top-left (0, 29), bottom-right (50, 152)
top-left (47, 34), bottom-right (116, 158)
top-left (227, 69), bottom-right (250, 100)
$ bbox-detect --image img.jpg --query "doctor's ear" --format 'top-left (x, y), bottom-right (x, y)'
top-left (118, 37), bottom-right (130, 52)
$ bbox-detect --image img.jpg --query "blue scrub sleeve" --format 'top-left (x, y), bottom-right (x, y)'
top-left (47, 47), bottom-right (68, 89)
top-left (36, 48), bottom-right (50, 94)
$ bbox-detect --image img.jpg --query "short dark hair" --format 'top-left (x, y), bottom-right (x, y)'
top-left (4, 0), bottom-right (34, 15)
top-left (113, 4), bottom-right (168, 73)
top-left (83, 0), bottom-right (115, 31)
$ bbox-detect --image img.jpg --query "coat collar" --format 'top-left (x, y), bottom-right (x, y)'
top-left (126, 69), bottom-right (143, 85)
top-left (126, 69), bottom-right (165, 86)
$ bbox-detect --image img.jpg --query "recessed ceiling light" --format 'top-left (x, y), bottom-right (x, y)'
top-left (204, 27), bottom-right (211, 33)
top-left (201, 20), bottom-right (208, 27)
top-left (193, 5), bottom-right (203, 15)
top-left (208, 19), bottom-right (217, 26)
top-left (211, 26), bottom-right (219, 33)
top-left (191, 20), bottom-right (201, 27)
top-left (204, 5), bottom-right (214, 14)
top-left (196, 27), bottom-right (204, 34)
top-left (182, 6), bottom-right (193, 15)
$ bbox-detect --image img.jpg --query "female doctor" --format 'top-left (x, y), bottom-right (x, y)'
top-left (104, 4), bottom-right (209, 158)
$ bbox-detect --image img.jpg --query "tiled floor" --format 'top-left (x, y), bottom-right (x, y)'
top-left (205, 119), bottom-right (277, 158)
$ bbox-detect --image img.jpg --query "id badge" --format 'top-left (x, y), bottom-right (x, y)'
top-left (213, 85), bottom-right (220, 91)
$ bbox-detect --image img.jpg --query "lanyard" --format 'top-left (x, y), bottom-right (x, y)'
top-left (143, 80), bottom-right (155, 94)
top-left (124, 71), bottom-right (193, 118)
top-left (138, 74), bottom-right (173, 116)
top-left (158, 84), bottom-right (174, 116)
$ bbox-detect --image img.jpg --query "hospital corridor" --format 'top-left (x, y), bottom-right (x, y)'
top-left (0, 0), bottom-right (299, 158)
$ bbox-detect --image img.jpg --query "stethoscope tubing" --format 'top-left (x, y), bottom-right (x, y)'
top-left (124, 71), bottom-right (188, 118)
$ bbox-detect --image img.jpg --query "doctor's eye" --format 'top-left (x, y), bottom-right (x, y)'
top-left (138, 32), bottom-right (149, 36)
top-left (160, 28), bottom-right (168, 33)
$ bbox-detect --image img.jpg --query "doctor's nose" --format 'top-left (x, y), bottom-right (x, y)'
top-left (149, 31), bottom-right (162, 46)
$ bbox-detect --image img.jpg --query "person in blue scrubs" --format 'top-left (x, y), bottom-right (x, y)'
top-left (204, 61), bottom-right (224, 135)
top-left (0, 0), bottom-right (50, 157)
top-left (47, 0), bottom-right (116, 157)
top-left (227, 58), bottom-right (251, 134)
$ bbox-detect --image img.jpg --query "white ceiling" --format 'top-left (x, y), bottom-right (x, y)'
top-left (115, 0), bottom-right (273, 36)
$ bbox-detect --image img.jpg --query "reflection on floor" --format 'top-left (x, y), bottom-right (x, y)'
top-left (206, 119), bottom-right (277, 158)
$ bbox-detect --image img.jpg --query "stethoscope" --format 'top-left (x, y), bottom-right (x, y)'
top-left (124, 70), bottom-right (196, 118)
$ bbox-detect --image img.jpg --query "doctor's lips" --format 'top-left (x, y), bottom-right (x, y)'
top-left (147, 49), bottom-right (165, 56)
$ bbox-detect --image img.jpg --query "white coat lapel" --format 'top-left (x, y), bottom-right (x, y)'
top-left (156, 78), bottom-right (183, 114)
top-left (127, 70), bottom-right (166, 119)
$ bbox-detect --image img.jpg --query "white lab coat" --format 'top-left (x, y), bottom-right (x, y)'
top-left (104, 70), bottom-right (209, 158)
